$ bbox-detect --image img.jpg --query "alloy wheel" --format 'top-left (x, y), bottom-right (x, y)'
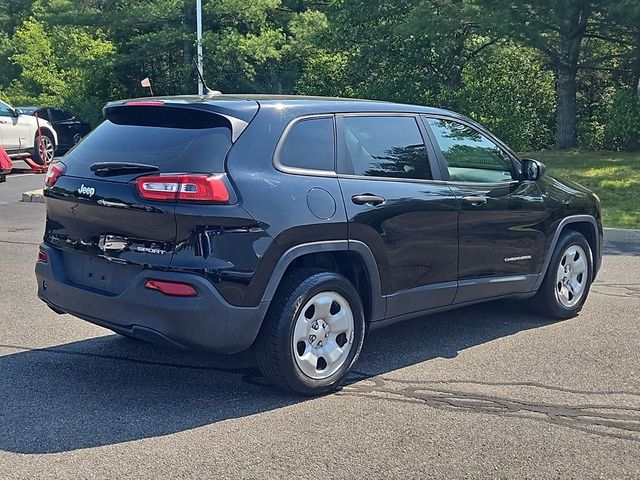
top-left (555, 244), bottom-right (588, 308)
top-left (292, 291), bottom-right (355, 380)
top-left (39, 136), bottom-right (55, 163)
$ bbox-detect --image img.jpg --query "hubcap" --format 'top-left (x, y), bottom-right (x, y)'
top-left (292, 291), bottom-right (355, 380)
top-left (555, 244), bottom-right (588, 308)
top-left (39, 136), bottom-right (55, 163)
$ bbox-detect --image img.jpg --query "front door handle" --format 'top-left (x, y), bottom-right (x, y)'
top-left (462, 195), bottom-right (487, 207)
top-left (351, 194), bottom-right (385, 206)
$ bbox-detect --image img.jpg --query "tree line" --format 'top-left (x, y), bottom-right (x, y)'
top-left (2, 0), bottom-right (640, 152)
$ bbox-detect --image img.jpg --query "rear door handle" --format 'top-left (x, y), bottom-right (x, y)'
top-left (351, 194), bottom-right (385, 206)
top-left (462, 195), bottom-right (487, 207)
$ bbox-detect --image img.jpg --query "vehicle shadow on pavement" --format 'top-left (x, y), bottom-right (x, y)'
top-left (0, 300), bottom-right (556, 454)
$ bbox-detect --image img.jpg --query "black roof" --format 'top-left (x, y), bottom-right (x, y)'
top-left (106, 94), bottom-right (456, 119)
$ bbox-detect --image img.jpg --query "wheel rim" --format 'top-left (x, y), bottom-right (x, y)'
top-left (73, 134), bottom-right (82, 145)
top-left (292, 291), bottom-right (355, 380)
top-left (555, 244), bottom-right (588, 308)
top-left (39, 136), bottom-right (55, 163)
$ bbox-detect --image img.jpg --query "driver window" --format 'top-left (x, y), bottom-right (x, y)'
top-left (0, 102), bottom-right (13, 117)
top-left (426, 118), bottom-right (514, 183)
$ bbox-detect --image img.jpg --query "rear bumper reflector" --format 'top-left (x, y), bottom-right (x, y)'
top-left (145, 279), bottom-right (197, 297)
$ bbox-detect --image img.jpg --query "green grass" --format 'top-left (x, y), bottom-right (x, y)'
top-left (521, 150), bottom-right (640, 229)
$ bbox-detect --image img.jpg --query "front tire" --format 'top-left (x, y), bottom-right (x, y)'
top-left (257, 269), bottom-right (366, 395)
top-left (533, 230), bottom-right (593, 319)
top-left (33, 132), bottom-right (55, 165)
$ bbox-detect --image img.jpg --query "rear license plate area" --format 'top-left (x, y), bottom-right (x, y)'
top-left (62, 252), bottom-right (142, 295)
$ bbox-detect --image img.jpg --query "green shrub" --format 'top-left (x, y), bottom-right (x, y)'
top-left (604, 89), bottom-right (640, 151)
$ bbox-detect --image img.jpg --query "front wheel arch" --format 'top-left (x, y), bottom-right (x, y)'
top-left (535, 215), bottom-right (600, 290)
top-left (36, 128), bottom-right (57, 148)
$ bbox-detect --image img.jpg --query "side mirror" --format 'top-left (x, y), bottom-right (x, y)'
top-left (521, 158), bottom-right (545, 181)
top-left (13, 108), bottom-right (23, 117)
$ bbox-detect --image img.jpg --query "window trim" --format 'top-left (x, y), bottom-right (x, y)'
top-left (336, 112), bottom-right (444, 183)
top-left (273, 114), bottom-right (338, 178)
top-left (421, 114), bottom-right (522, 186)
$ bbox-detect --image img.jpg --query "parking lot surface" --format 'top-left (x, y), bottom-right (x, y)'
top-left (1, 173), bottom-right (639, 479)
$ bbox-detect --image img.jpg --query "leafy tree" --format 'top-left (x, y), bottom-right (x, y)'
top-left (459, 42), bottom-right (556, 151)
top-left (1, 0), bottom-right (640, 152)
top-left (479, 0), bottom-right (596, 149)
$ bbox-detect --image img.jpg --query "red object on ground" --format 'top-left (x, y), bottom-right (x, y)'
top-left (0, 147), bottom-right (12, 172)
top-left (22, 156), bottom-right (48, 173)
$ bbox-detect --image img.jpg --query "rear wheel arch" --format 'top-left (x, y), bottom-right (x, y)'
top-left (261, 241), bottom-right (384, 323)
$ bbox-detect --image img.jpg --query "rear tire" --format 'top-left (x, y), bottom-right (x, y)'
top-left (33, 132), bottom-right (55, 165)
top-left (257, 269), bottom-right (366, 395)
top-left (533, 231), bottom-right (593, 320)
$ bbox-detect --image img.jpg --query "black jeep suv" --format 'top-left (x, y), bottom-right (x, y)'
top-left (36, 95), bottom-right (603, 394)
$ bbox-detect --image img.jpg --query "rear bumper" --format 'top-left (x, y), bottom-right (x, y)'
top-left (35, 244), bottom-right (269, 353)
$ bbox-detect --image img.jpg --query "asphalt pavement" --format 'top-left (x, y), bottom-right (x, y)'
top-left (1, 173), bottom-right (639, 479)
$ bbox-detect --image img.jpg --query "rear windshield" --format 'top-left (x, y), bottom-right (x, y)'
top-left (63, 111), bottom-right (232, 176)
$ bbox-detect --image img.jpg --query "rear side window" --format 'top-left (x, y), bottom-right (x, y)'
top-left (51, 109), bottom-right (73, 121)
top-left (278, 117), bottom-right (334, 172)
top-left (340, 116), bottom-right (432, 180)
top-left (63, 112), bottom-right (232, 175)
top-left (37, 109), bottom-right (51, 121)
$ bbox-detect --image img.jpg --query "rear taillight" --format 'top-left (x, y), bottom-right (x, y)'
top-left (145, 279), bottom-right (197, 297)
top-left (44, 162), bottom-right (65, 187)
top-left (37, 248), bottom-right (48, 264)
top-left (136, 174), bottom-right (229, 202)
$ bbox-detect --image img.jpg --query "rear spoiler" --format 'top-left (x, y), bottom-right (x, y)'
top-left (103, 99), bottom-right (258, 142)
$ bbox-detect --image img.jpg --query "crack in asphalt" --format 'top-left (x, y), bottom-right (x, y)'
top-left (591, 282), bottom-right (640, 299)
top-left (3, 343), bottom-right (639, 443)
top-left (341, 374), bottom-right (640, 443)
top-left (0, 239), bottom-right (40, 246)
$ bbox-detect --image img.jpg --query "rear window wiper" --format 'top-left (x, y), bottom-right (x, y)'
top-left (90, 162), bottom-right (160, 177)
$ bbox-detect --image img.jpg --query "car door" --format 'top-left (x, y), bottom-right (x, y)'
top-left (422, 115), bottom-right (548, 304)
top-left (0, 101), bottom-right (25, 152)
top-left (337, 114), bottom-right (459, 320)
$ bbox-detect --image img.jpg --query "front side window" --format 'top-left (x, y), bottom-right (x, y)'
top-left (341, 116), bottom-right (432, 180)
top-left (0, 101), bottom-right (13, 117)
top-left (278, 117), bottom-right (335, 172)
top-left (426, 118), bottom-right (514, 183)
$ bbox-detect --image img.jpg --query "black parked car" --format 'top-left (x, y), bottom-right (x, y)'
top-left (36, 95), bottom-right (603, 395)
top-left (19, 107), bottom-right (91, 152)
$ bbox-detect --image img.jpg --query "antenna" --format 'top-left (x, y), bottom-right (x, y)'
top-left (192, 59), bottom-right (221, 96)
